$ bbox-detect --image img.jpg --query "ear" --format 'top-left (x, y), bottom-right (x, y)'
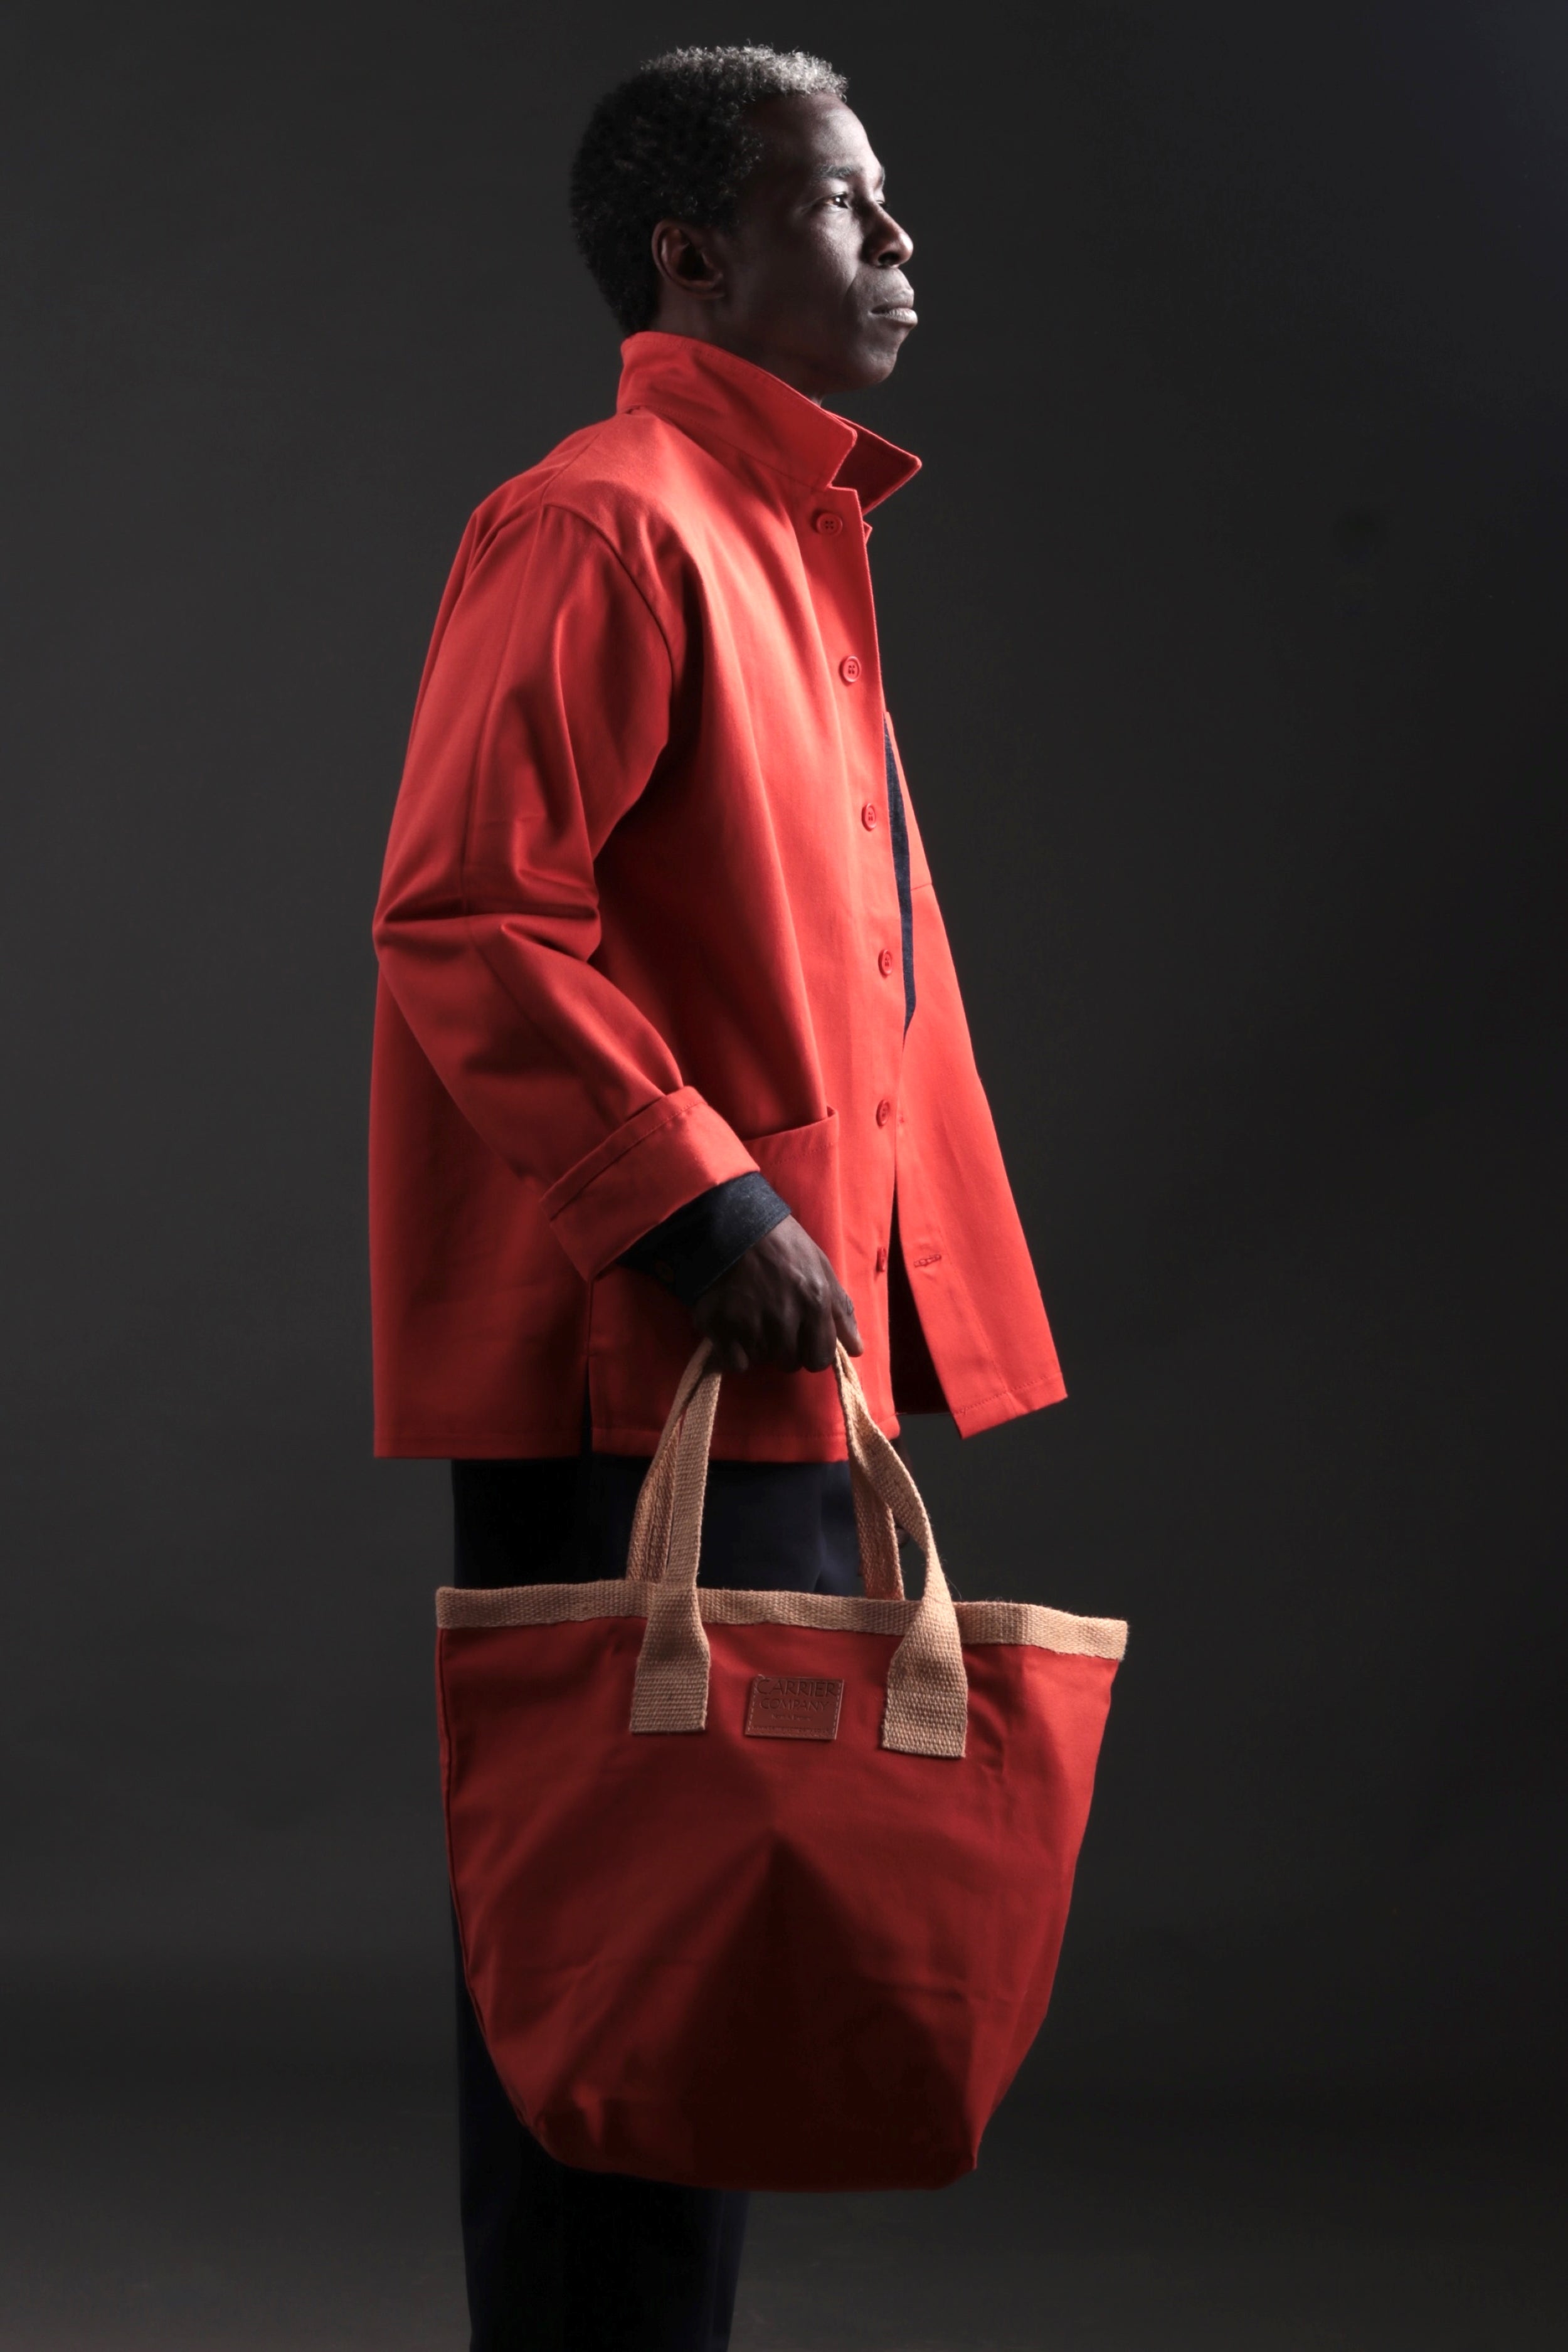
top-left (650, 219), bottom-right (726, 305)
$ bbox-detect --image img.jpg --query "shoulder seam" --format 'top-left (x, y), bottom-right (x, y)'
top-left (535, 499), bottom-right (678, 684)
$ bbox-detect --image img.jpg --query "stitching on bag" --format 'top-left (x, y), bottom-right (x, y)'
top-left (435, 1579), bottom-right (1127, 1659)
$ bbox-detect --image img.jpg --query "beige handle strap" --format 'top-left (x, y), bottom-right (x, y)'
top-left (628, 1343), bottom-right (967, 1758)
top-left (625, 1342), bottom-right (718, 1587)
top-left (627, 1351), bottom-right (904, 1600)
top-left (830, 1350), bottom-right (968, 1759)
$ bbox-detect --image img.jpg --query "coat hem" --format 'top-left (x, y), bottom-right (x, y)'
top-left (948, 1371), bottom-right (1067, 1439)
top-left (374, 1380), bottom-right (1062, 1459)
top-left (376, 1430), bottom-right (579, 1461)
top-left (373, 1413), bottom-right (899, 1462)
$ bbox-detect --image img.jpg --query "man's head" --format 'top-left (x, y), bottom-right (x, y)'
top-left (570, 46), bottom-right (916, 401)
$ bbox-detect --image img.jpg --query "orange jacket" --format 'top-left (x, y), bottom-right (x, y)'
top-left (371, 334), bottom-right (1064, 1459)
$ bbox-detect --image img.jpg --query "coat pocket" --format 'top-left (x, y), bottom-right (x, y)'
top-left (741, 1106), bottom-right (844, 1279)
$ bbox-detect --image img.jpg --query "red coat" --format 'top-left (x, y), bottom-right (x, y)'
top-left (371, 333), bottom-right (1064, 1460)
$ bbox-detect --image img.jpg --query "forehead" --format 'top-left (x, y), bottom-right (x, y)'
top-left (744, 93), bottom-right (882, 186)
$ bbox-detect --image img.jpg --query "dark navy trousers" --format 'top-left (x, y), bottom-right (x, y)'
top-left (449, 1449), bottom-right (862, 2352)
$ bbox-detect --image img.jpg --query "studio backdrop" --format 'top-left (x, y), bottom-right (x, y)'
top-left (1, 0), bottom-right (1563, 2109)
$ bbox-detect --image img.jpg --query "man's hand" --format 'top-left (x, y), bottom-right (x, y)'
top-left (692, 1214), bottom-right (862, 1374)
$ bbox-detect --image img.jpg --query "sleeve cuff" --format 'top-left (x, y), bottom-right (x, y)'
top-left (620, 1173), bottom-right (792, 1306)
top-left (540, 1086), bottom-right (759, 1280)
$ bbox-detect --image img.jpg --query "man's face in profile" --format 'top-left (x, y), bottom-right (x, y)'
top-left (663, 92), bottom-right (918, 398)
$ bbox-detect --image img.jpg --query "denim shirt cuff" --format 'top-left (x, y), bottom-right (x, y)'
top-left (619, 1172), bottom-right (792, 1307)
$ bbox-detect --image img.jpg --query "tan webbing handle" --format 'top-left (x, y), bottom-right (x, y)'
top-left (625, 1351), bottom-right (903, 1600)
top-left (627, 1343), bottom-right (968, 1758)
top-left (624, 1342), bottom-right (716, 1593)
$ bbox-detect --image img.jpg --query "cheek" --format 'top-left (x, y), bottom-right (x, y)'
top-left (781, 237), bottom-right (863, 321)
top-left (742, 221), bottom-right (858, 309)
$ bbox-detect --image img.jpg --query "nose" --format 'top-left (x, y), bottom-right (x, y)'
top-left (867, 203), bottom-right (913, 270)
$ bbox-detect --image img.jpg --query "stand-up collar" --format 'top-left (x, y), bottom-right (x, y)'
top-left (617, 331), bottom-right (921, 514)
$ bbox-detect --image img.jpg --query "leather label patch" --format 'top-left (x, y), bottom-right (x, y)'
top-left (744, 1675), bottom-right (844, 1742)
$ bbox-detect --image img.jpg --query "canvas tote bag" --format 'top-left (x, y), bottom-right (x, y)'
top-left (438, 1341), bottom-right (1126, 2193)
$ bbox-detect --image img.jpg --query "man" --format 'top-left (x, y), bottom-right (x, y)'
top-left (371, 43), bottom-right (1064, 2352)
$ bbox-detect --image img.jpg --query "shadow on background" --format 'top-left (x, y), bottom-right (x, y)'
top-left (1, 1988), bottom-right (1562, 2348)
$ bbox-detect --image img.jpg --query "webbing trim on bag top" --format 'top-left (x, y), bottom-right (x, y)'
top-left (438, 1340), bottom-right (1128, 1756)
top-left (436, 1577), bottom-right (1128, 1658)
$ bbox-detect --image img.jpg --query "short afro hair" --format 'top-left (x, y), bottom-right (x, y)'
top-left (569, 45), bottom-right (848, 336)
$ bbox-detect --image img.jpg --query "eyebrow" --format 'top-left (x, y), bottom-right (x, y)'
top-left (815, 160), bottom-right (886, 191)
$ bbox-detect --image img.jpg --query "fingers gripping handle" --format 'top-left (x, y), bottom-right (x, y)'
top-left (628, 1344), bottom-right (968, 1757)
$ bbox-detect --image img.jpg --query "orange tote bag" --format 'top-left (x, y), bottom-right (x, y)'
top-left (438, 1343), bottom-right (1126, 2193)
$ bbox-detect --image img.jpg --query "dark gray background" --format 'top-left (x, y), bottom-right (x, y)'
top-left (3, 0), bottom-right (1563, 2163)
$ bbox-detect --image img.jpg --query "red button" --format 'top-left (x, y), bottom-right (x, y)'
top-left (839, 655), bottom-right (862, 683)
top-left (875, 1245), bottom-right (889, 1274)
top-left (876, 1097), bottom-right (893, 1126)
top-left (861, 802), bottom-right (879, 830)
top-left (878, 947), bottom-right (895, 977)
top-left (814, 511), bottom-right (844, 536)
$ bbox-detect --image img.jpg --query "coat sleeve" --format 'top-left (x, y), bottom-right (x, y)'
top-left (372, 501), bottom-right (758, 1279)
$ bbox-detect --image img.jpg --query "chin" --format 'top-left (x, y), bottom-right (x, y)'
top-left (835, 338), bottom-right (909, 393)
